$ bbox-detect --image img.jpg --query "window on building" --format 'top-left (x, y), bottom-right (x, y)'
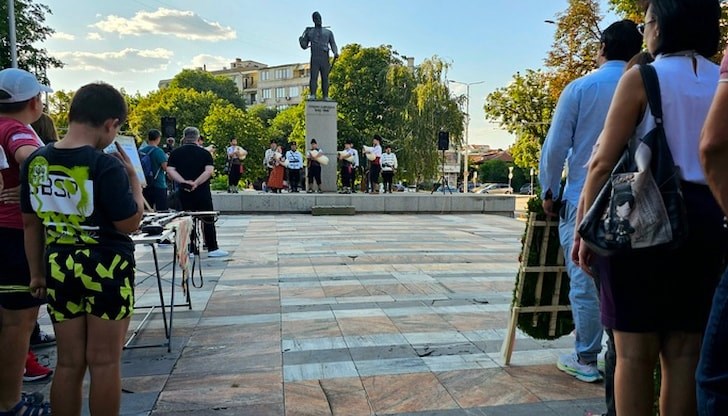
top-left (261, 71), bottom-right (270, 81)
top-left (289, 86), bottom-right (300, 98)
top-left (277, 105), bottom-right (288, 111)
top-left (262, 88), bottom-right (271, 99)
top-left (276, 87), bottom-right (286, 98)
top-left (274, 68), bottom-right (292, 79)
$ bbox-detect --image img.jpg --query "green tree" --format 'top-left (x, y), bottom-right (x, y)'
top-left (202, 102), bottom-right (267, 183)
top-left (268, 102), bottom-right (306, 148)
top-left (0, 0), bottom-right (63, 83)
top-left (545, 0), bottom-right (603, 100)
top-left (607, 0), bottom-right (642, 21)
top-left (329, 44), bottom-right (402, 139)
top-left (479, 159), bottom-right (510, 184)
top-left (484, 70), bottom-right (555, 169)
top-left (128, 87), bottom-right (226, 142)
top-left (48, 89), bottom-right (74, 133)
top-left (168, 69), bottom-right (246, 109)
top-left (403, 57), bottom-right (464, 184)
top-left (247, 104), bottom-right (278, 128)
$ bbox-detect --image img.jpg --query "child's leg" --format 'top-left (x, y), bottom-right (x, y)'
top-left (51, 317), bottom-right (87, 416)
top-left (86, 315), bottom-right (130, 416)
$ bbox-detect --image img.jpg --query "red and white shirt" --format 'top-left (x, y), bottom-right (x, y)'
top-left (0, 117), bottom-right (43, 229)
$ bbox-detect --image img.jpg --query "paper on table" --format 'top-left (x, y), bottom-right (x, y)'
top-left (103, 135), bottom-right (147, 187)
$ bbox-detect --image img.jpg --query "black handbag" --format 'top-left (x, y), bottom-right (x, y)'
top-left (578, 64), bottom-right (687, 257)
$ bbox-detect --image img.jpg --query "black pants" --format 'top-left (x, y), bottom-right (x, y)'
top-left (228, 163), bottom-right (242, 188)
top-left (382, 171), bottom-right (394, 193)
top-left (594, 272), bottom-right (616, 416)
top-left (308, 165), bottom-right (322, 185)
top-left (288, 169), bottom-right (301, 191)
top-left (341, 165), bottom-right (353, 188)
top-left (310, 51), bottom-right (331, 97)
top-left (143, 186), bottom-right (168, 211)
top-left (369, 164), bottom-right (381, 190)
top-left (179, 191), bottom-right (218, 252)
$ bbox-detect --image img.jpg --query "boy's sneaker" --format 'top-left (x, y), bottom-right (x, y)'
top-left (556, 353), bottom-right (602, 383)
top-left (207, 249), bottom-right (229, 258)
top-left (24, 351), bottom-right (53, 382)
top-left (30, 330), bottom-right (56, 348)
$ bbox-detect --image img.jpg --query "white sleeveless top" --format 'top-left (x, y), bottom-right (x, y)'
top-left (634, 53), bottom-right (719, 184)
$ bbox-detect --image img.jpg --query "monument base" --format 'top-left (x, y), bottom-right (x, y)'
top-left (305, 101), bottom-right (338, 193)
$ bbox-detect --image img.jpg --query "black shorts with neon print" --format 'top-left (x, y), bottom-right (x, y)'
top-left (46, 246), bottom-right (135, 323)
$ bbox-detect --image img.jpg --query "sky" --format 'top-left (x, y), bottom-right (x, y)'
top-left (38, 0), bottom-right (619, 149)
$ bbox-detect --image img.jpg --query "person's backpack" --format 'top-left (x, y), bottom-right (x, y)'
top-left (139, 147), bottom-right (158, 185)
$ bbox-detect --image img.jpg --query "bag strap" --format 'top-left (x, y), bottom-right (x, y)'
top-left (638, 64), bottom-right (663, 125)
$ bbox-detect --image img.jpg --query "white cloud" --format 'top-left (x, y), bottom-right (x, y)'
top-left (91, 8), bottom-right (236, 41)
top-left (52, 32), bottom-right (76, 41)
top-left (86, 32), bottom-right (104, 41)
top-left (187, 54), bottom-right (231, 70)
top-left (54, 48), bottom-right (173, 73)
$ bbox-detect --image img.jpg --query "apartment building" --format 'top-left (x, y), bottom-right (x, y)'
top-left (158, 58), bottom-right (310, 109)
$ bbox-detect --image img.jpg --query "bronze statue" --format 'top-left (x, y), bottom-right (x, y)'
top-left (299, 11), bottom-right (338, 101)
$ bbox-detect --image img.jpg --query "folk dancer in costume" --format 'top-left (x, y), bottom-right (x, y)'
top-left (380, 144), bottom-right (398, 193)
top-left (285, 142), bottom-right (304, 193)
top-left (349, 144), bottom-right (360, 192)
top-left (262, 139), bottom-right (277, 192)
top-left (363, 135), bottom-right (382, 194)
top-left (307, 139), bottom-right (325, 193)
top-left (267, 145), bottom-right (286, 193)
top-left (338, 140), bottom-right (356, 193)
top-left (226, 137), bottom-right (247, 193)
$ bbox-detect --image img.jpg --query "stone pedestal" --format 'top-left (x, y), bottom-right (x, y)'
top-left (305, 100), bottom-right (337, 193)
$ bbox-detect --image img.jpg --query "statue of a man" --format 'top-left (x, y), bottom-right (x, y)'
top-left (299, 11), bottom-right (338, 101)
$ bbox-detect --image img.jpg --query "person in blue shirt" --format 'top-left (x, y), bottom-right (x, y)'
top-left (139, 129), bottom-right (168, 210)
top-left (539, 19), bottom-right (642, 392)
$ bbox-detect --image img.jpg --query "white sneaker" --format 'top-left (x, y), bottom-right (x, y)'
top-left (207, 249), bottom-right (229, 258)
top-left (557, 353), bottom-right (602, 383)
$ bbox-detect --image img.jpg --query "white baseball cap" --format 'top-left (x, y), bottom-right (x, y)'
top-left (0, 68), bottom-right (53, 104)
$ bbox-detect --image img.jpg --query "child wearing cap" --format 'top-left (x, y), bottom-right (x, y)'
top-left (20, 82), bottom-right (144, 416)
top-left (0, 68), bottom-right (52, 416)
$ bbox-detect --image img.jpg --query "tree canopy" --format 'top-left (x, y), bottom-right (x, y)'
top-left (169, 69), bottom-right (247, 109)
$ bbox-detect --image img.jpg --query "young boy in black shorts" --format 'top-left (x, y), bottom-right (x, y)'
top-left (20, 82), bottom-right (144, 415)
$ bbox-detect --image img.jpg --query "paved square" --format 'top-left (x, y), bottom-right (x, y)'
top-left (27, 214), bottom-right (606, 415)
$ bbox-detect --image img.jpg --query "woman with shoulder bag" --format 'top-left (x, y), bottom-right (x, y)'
top-left (573, 1), bottom-right (727, 414)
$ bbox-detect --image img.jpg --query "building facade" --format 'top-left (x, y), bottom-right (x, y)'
top-left (158, 58), bottom-right (310, 109)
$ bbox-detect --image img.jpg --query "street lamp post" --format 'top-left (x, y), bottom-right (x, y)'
top-left (449, 80), bottom-right (484, 192)
top-left (508, 166), bottom-right (514, 193)
top-left (8, 0), bottom-right (18, 68)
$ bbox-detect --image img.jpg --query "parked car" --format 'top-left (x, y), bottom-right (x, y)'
top-left (458, 182), bottom-right (478, 192)
top-left (393, 183), bottom-right (407, 192)
top-left (480, 183), bottom-right (513, 194)
top-left (519, 183), bottom-right (536, 195)
top-left (433, 184), bottom-right (459, 194)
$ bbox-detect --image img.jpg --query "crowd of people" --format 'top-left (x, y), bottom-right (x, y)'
top-left (540, 1), bottom-right (728, 415)
top-left (259, 134), bottom-right (399, 194)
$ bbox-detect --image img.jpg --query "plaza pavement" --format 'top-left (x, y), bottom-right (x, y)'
top-left (27, 213), bottom-right (606, 415)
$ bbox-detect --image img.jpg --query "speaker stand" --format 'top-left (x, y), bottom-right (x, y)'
top-left (431, 149), bottom-right (452, 195)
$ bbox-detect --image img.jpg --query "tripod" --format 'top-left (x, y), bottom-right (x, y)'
top-left (431, 149), bottom-right (452, 194)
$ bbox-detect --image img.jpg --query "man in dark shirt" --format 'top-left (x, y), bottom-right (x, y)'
top-left (166, 127), bottom-right (228, 257)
